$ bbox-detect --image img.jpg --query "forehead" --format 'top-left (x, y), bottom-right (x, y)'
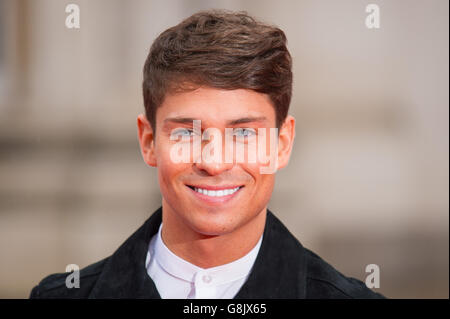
top-left (156, 87), bottom-right (276, 126)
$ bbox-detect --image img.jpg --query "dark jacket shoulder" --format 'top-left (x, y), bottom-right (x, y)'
top-left (304, 248), bottom-right (384, 299)
top-left (244, 210), bottom-right (384, 299)
top-left (29, 258), bottom-right (107, 298)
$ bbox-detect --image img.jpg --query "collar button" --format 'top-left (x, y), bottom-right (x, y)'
top-left (202, 274), bottom-right (212, 284)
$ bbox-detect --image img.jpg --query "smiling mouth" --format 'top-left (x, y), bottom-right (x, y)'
top-left (186, 185), bottom-right (244, 197)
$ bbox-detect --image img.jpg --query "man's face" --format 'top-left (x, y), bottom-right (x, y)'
top-left (138, 87), bottom-right (295, 236)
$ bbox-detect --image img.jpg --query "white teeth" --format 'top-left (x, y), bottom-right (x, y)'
top-left (194, 187), bottom-right (241, 197)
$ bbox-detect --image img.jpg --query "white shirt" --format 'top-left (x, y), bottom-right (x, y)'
top-left (145, 223), bottom-right (263, 299)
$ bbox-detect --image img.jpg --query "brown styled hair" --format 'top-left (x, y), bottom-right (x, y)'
top-left (142, 9), bottom-right (292, 129)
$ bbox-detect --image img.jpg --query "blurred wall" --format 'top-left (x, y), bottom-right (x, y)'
top-left (0, 0), bottom-right (448, 298)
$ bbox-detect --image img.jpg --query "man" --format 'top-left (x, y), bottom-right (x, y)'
top-left (30, 9), bottom-right (384, 299)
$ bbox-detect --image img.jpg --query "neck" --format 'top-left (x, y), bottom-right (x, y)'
top-left (160, 202), bottom-right (266, 269)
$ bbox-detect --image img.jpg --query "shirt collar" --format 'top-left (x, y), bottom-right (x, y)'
top-left (88, 207), bottom-right (308, 299)
top-left (152, 223), bottom-right (263, 286)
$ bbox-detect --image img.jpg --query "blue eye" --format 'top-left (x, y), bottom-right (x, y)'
top-left (233, 128), bottom-right (256, 138)
top-left (172, 128), bottom-right (194, 138)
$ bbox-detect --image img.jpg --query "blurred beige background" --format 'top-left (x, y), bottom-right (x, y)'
top-left (0, 0), bottom-right (448, 298)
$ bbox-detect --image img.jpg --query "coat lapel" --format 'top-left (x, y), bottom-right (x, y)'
top-left (234, 211), bottom-right (307, 298)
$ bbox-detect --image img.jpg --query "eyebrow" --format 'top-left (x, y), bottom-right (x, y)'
top-left (163, 117), bottom-right (198, 125)
top-left (164, 116), bottom-right (267, 125)
top-left (163, 116), bottom-right (268, 126)
top-left (227, 117), bottom-right (267, 125)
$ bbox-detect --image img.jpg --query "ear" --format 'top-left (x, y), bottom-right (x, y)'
top-left (277, 115), bottom-right (296, 170)
top-left (137, 114), bottom-right (157, 167)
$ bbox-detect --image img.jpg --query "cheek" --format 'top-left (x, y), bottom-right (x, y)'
top-left (255, 172), bottom-right (275, 194)
top-left (157, 160), bottom-right (188, 187)
top-left (252, 173), bottom-right (275, 212)
top-left (240, 161), bottom-right (275, 192)
top-left (239, 163), bottom-right (275, 213)
top-left (155, 143), bottom-right (190, 192)
top-left (240, 130), bottom-right (278, 174)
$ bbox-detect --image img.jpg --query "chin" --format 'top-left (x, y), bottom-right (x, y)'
top-left (176, 208), bottom-right (241, 236)
top-left (188, 210), bottom-right (240, 236)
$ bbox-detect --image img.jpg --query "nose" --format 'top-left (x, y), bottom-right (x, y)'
top-left (193, 135), bottom-right (234, 175)
top-left (194, 158), bottom-right (234, 176)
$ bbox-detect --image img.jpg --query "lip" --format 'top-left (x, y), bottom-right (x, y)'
top-left (186, 184), bottom-right (243, 190)
top-left (185, 184), bottom-right (244, 204)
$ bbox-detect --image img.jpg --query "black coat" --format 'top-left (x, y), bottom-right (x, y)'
top-left (29, 207), bottom-right (385, 299)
